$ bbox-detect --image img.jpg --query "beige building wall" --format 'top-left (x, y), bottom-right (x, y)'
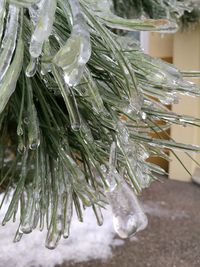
top-left (147, 30), bottom-right (200, 182)
top-left (169, 27), bottom-right (200, 181)
top-left (148, 33), bottom-right (173, 58)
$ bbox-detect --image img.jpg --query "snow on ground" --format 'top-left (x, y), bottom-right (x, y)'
top-left (0, 193), bottom-right (189, 267)
top-left (0, 194), bottom-right (124, 267)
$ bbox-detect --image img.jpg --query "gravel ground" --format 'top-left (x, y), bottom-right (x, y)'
top-left (58, 178), bottom-right (200, 267)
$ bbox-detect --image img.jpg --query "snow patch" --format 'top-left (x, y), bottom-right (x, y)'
top-left (0, 194), bottom-right (124, 267)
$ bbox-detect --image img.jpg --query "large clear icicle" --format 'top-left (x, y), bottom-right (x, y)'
top-left (53, 0), bottom-right (91, 86)
top-left (105, 142), bottom-right (148, 238)
top-left (29, 0), bottom-right (57, 58)
top-left (0, 4), bottom-right (19, 82)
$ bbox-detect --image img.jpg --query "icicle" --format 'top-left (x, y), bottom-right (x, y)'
top-left (82, 69), bottom-right (105, 113)
top-left (63, 190), bottom-right (73, 238)
top-left (73, 193), bottom-right (83, 222)
top-left (53, 0), bottom-right (91, 86)
top-left (45, 159), bottom-right (64, 249)
top-left (20, 188), bottom-right (35, 233)
top-left (0, 4), bottom-right (19, 82)
top-left (28, 104), bottom-right (40, 150)
top-left (53, 66), bottom-right (81, 131)
top-left (2, 151), bottom-right (28, 225)
top-left (29, 0), bottom-right (57, 58)
top-left (13, 226), bottom-right (23, 242)
top-left (25, 78), bottom-right (40, 150)
top-left (41, 40), bottom-right (52, 75)
top-left (26, 57), bottom-right (38, 77)
top-left (105, 142), bottom-right (148, 239)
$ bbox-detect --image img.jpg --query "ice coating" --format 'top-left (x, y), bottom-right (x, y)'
top-left (53, 0), bottom-right (91, 86)
top-left (84, 0), bottom-right (178, 33)
top-left (29, 0), bottom-right (57, 58)
top-left (116, 122), bottom-right (151, 190)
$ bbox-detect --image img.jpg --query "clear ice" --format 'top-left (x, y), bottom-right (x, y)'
top-left (29, 0), bottom-right (57, 58)
top-left (53, 0), bottom-right (91, 86)
top-left (105, 142), bottom-right (148, 238)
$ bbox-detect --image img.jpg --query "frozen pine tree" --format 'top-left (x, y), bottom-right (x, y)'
top-left (0, 0), bottom-right (200, 248)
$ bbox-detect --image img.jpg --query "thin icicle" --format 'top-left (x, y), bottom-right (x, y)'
top-left (63, 190), bottom-right (73, 238)
top-left (0, 21), bottom-right (24, 114)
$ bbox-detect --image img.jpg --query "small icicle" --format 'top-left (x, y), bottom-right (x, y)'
top-left (73, 192), bottom-right (83, 222)
top-left (45, 160), bottom-right (63, 249)
top-left (13, 226), bottom-right (23, 242)
top-left (20, 188), bottom-right (35, 233)
top-left (26, 57), bottom-right (38, 77)
top-left (28, 104), bottom-right (40, 150)
top-left (26, 77), bottom-right (40, 150)
top-left (45, 220), bottom-right (62, 249)
top-left (29, 0), bottom-right (57, 58)
top-left (53, 0), bottom-right (91, 86)
top-left (63, 190), bottom-right (73, 238)
top-left (0, 4), bottom-right (19, 82)
top-left (52, 66), bottom-right (81, 131)
top-left (82, 69), bottom-right (105, 114)
top-left (41, 40), bottom-right (52, 75)
top-left (105, 142), bottom-right (148, 239)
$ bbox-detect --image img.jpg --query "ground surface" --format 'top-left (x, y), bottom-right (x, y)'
top-left (58, 178), bottom-right (200, 267)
